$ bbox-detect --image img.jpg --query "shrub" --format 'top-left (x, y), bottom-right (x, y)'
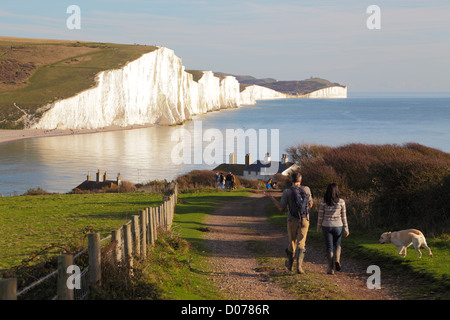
top-left (176, 170), bottom-right (216, 191)
top-left (23, 187), bottom-right (53, 196)
top-left (118, 181), bottom-right (136, 193)
top-left (287, 142), bottom-right (450, 235)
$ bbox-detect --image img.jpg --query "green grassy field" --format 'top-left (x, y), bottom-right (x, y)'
top-left (0, 192), bottom-right (162, 270)
top-left (1, 189), bottom-right (448, 299)
top-left (0, 189), bottom-right (252, 299)
top-left (0, 37), bottom-right (157, 128)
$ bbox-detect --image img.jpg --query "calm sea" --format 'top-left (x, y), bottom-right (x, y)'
top-left (0, 92), bottom-right (449, 195)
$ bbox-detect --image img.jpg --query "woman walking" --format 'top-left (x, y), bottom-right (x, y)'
top-left (317, 183), bottom-right (349, 275)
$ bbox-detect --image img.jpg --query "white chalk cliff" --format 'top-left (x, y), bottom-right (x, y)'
top-left (31, 47), bottom-right (344, 130)
top-left (240, 85), bottom-right (287, 105)
top-left (303, 86), bottom-right (347, 99)
top-left (31, 47), bottom-right (286, 130)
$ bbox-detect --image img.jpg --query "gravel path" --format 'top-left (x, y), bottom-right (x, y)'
top-left (204, 191), bottom-right (399, 300)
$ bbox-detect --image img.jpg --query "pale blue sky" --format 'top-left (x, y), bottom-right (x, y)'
top-left (1, 1), bottom-right (449, 92)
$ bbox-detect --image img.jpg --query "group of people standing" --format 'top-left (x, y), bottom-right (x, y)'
top-left (215, 171), bottom-right (236, 191)
top-left (265, 172), bottom-right (349, 275)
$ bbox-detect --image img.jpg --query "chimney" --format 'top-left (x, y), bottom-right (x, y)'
top-left (281, 154), bottom-right (288, 164)
top-left (96, 169), bottom-right (101, 183)
top-left (103, 171), bottom-right (108, 182)
top-left (229, 153), bottom-right (236, 164)
top-left (117, 173), bottom-right (122, 186)
top-left (245, 153), bottom-right (252, 166)
top-left (87, 171), bottom-right (91, 181)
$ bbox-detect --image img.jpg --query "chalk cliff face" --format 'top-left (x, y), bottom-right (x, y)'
top-left (240, 85), bottom-right (287, 105)
top-left (303, 86), bottom-right (347, 99)
top-left (32, 48), bottom-right (252, 130)
top-left (33, 47), bottom-right (186, 129)
top-left (31, 47), bottom-right (343, 130)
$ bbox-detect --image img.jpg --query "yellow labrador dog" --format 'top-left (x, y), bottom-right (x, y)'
top-left (379, 229), bottom-right (433, 258)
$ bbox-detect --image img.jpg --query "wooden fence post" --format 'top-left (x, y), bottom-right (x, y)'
top-left (169, 195), bottom-right (174, 228)
top-left (162, 198), bottom-right (168, 230)
top-left (123, 223), bottom-right (133, 267)
top-left (0, 278), bottom-right (17, 300)
top-left (157, 205), bottom-right (161, 231)
top-left (132, 216), bottom-right (141, 258)
top-left (152, 206), bottom-right (158, 242)
top-left (111, 228), bottom-right (122, 263)
top-left (140, 210), bottom-right (147, 258)
top-left (145, 207), bottom-right (150, 246)
top-left (57, 254), bottom-right (74, 300)
top-left (147, 207), bottom-right (154, 246)
top-left (88, 233), bottom-right (101, 287)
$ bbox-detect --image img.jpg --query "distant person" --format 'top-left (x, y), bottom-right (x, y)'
top-left (317, 183), bottom-right (349, 275)
top-left (265, 172), bottom-right (313, 274)
top-left (266, 178), bottom-right (273, 190)
top-left (226, 172), bottom-right (232, 190)
top-left (215, 172), bottom-right (221, 189)
top-left (230, 173), bottom-right (236, 190)
top-left (219, 173), bottom-right (225, 190)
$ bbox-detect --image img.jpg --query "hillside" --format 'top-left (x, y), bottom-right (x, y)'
top-left (0, 37), bottom-right (157, 129)
top-left (263, 78), bottom-right (346, 96)
top-left (215, 72), bottom-right (346, 95)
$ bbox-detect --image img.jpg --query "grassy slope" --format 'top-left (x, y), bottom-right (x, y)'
top-left (0, 192), bottom-right (162, 270)
top-left (0, 189), bottom-right (252, 300)
top-left (1, 189), bottom-right (448, 299)
top-left (260, 77), bottom-right (346, 95)
top-left (0, 37), bottom-right (157, 129)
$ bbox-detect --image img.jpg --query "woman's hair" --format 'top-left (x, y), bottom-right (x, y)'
top-left (324, 183), bottom-right (340, 206)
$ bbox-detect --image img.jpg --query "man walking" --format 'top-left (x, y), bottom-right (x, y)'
top-left (265, 172), bottom-right (313, 274)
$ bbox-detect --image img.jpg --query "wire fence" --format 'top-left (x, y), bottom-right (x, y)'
top-left (0, 182), bottom-right (178, 300)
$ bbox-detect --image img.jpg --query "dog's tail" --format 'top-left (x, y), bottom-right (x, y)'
top-left (410, 232), bottom-right (433, 258)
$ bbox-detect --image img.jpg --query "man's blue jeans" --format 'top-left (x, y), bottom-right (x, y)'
top-left (321, 226), bottom-right (343, 253)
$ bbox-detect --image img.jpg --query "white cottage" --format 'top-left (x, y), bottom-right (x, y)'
top-left (242, 153), bottom-right (299, 180)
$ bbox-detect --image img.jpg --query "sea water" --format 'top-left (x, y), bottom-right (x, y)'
top-left (0, 92), bottom-right (449, 195)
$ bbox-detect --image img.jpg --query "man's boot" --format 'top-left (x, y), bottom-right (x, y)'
top-left (334, 246), bottom-right (342, 271)
top-left (285, 248), bottom-right (294, 271)
top-left (326, 252), bottom-right (334, 275)
top-left (296, 249), bottom-right (306, 274)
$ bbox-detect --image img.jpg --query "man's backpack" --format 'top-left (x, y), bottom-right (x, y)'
top-left (289, 186), bottom-right (309, 219)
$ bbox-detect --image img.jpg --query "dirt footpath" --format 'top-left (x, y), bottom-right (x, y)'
top-left (204, 191), bottom-right (399, 300)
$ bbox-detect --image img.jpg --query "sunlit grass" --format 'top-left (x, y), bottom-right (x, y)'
top-left (0, 192), bottom-right (162, 269)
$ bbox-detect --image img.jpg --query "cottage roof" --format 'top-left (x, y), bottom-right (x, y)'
top-left (75, 180), bottom-right (117, 191)
top-left (244, 160), bottom-right (295, 174)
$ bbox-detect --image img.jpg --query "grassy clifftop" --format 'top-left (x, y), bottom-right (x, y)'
top-left (260, 77), bottom-right (346, 96)
top-left (216, 72), bottom-right (346, 95)
top-left (0, 37), bottom-right (157, 129)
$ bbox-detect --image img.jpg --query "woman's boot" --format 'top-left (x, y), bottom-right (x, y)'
top-left (326, 252), bottom-right (335, 275)
top-left (334, 246), bottom-right (342, 271)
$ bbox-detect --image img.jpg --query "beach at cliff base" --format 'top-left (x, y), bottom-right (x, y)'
top-left (0, 124), bottom-right (151, 145)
